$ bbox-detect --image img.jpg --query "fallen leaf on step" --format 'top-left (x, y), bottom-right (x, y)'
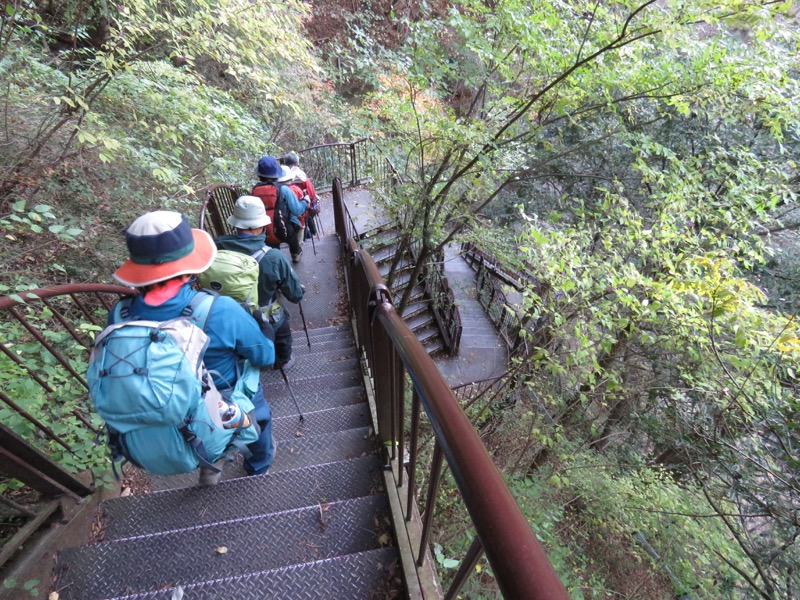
top-left (215, 546), bottom-right (228, 554)
top-left (377, 533), bottom-right (391, 546)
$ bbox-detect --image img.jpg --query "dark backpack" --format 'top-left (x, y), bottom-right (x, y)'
top-left (252, 183), bottom-right (290, 246)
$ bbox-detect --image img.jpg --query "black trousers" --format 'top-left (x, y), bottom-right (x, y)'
top-left (286, 222), bottom-right (302, 258)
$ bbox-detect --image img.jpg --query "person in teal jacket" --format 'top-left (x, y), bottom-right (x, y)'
top-left (111, 211), bottom-right (277, 483)
top-left (214, 196), bottom-right (305, 370)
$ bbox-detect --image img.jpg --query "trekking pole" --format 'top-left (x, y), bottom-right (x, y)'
top-left (278, 366), bottom-right (304, 422)
top-left (298, 300), bottom-right (311, 347)
top-left (309, 217), bottom-right (317, 256)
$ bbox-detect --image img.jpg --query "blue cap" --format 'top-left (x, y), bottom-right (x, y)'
top-left (256, 156), bottom-right (280, 179)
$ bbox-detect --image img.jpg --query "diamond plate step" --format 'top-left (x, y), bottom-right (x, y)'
top-left (296, 324), bottom-right (353, 342)
top-left (267, 345), bottom-right (358, 374)
top-left (56, 495), bottom-right (391, 600)
top-left (104, 547), bottom-right (402, 599)
top-left (269, 385), bottom-right (366, 418)
top-left (272, 427), bottom-right (377, 473)
top-left (263, 365), bottom-right (362, 397)
top-left (273, 403), bottom-right (372, 441)
top-left (291, 334), bottom-right (356, 357)
top-left (407, 312), bottom-right (434, 331)
top-left (103, 456), bottom-right (385, 540)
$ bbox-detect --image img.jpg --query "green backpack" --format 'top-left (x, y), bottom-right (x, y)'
top-left (197, 247), bottom-right (270, 313)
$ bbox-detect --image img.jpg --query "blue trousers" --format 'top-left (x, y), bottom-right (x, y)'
top-left (244, 384), bottom-right (274, 475)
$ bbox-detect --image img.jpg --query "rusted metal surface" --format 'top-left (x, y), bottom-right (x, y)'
top-left (0, 285), bottom-right (133, 536)
top-left (333, 176), bottom-right (568, 599)
top-left (199, 183), bottom-right (248, 237)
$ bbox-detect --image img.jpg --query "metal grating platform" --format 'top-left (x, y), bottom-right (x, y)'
top-left (103, 456), bottom-right (385, 540)
top-left (103, 547), bottom-right (402, 599)
top-left (273, 403), bottom-right (372, 440)
top-left (56, 495), bottom-right (391, 599)
top-left (271, 427), bottom-right (377, 473)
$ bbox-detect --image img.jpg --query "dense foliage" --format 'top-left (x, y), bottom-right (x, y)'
top-left (347, 0), bottom-right (800, 597)
top-left (0, 0), bottom-right (339, 289)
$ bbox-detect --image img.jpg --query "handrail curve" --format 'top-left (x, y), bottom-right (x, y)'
top-left (333, 176), bottom-right (567, 598)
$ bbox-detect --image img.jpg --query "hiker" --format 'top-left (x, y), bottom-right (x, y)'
top-left (110, 211), bottom-right (277, 484)
top-left (278, 164), bottom-right (308, 251)
top-left (283, 151), bottom-right (321, 238)
top-left (253, 155), bottom-right (308, 263)
top-left (215, 196), bottom-right (305, 371)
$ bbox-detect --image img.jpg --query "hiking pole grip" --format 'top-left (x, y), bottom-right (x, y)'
top-left (298, 300), bottom-right (311, 347)
top-left (279, 366), bottom-right (304, 422)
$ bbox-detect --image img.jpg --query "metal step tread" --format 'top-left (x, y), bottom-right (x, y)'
top-left (102, 456), bottom-right (385, 540)
top-left (103, 547), bottom-right (402, 600)
top-left (400, 299), bottom-right (430, 318)
top-left (415, 326), bottom-right (441, 343)
top-left (262, 349), bottom-right (358, 383)
top-left (272, 426), bottom-right (377, 473)
top-left (296, 324), bottom-right (352, 339)
top-left (269, 385), bottom-right (366, 418)
top-left (56, 495), bottom-right (392, 600)
top-left (406, 312), bottom-right (435, 331)
top-left (273, 403), bottom-right (372, 441)
top-left (290, 335), bottom-right (356, 357)
top-left (263, 365), bottom-right (362, 397)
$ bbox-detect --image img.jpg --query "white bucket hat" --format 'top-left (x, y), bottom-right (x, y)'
top-left (277, 165), bottom-right (294, 183)
top-left (227, 196), bottom-right (272, 229)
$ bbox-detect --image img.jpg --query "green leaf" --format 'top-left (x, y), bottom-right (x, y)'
top-left (11, 200), bottom-right (25, 212)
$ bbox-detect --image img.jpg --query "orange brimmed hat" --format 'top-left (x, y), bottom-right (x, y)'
top-left (113, 211), bottom-right (217, 287)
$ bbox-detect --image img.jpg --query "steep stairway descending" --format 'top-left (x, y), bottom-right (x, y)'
top-left (54, 324), bottom-right (405, 600)
top-left (360, 227), bottom-right (446, 356)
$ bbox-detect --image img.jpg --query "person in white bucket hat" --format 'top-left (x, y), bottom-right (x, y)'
top-left (110, 210), bottom-right (277, 484)
top-left (215, 196), bottom-right (305, 370)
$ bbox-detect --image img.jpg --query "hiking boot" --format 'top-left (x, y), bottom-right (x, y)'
top-left (292, 249), bottom-right (303, 264)
top-left (198, 459), bottom-right (226, 486)
top-left (281, 357), bottom-right (295, 371)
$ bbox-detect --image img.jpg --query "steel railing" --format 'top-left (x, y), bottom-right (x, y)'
top-left (0, 284), bottom-right (134, 568)
top-left (297, 137), bottom-right (401, 192)
top-left (461, 242), bottom-right (528, 351)
top-left (333, 177), bottom-right (567, 599)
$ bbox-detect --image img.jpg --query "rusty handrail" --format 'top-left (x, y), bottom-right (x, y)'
top-left (332, 176), bottom-right (567, 598)
top-left (0, 284), bottom-right (134, 484)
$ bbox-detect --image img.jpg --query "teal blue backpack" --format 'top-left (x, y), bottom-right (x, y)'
top-left (87, 292), bottom-right (260, 476)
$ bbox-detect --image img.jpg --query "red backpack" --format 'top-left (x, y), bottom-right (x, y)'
top-left (296, 179), bottom-right (320, 217)
top-left (252, 183), bottom-right (290, 246)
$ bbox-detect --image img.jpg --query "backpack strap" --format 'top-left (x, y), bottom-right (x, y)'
top-left (177, 419), bottom-right (222, 472)
top-left (110, 296), bottom-right (135, 324)
top-left (183, 291), bottom-right (217, 332)
top-left (250, 245), bottom-right (271, 264)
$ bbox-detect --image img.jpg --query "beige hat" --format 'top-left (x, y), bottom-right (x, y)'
top-left (287, 165), bottom-right (307, 183)
top-left (227, 196), bottom-right (272, 229)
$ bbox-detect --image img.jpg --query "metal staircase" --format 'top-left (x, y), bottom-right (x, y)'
top-left (54, 324), bottom-right (406, 599)
top-left (360, 228), bottom-right (447, 356)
